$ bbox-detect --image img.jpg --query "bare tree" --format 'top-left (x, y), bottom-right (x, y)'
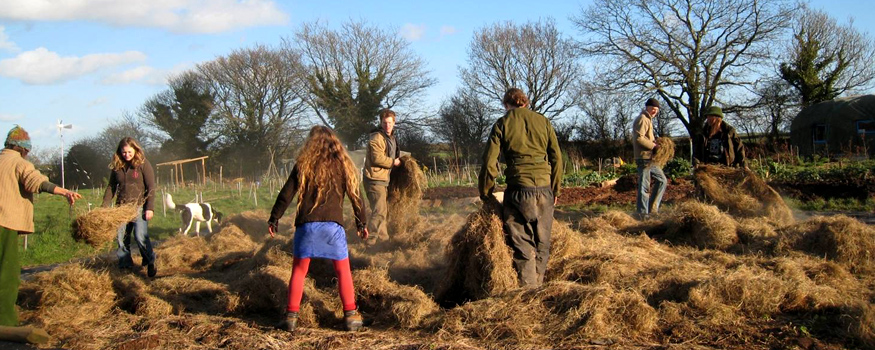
top-left (288, 20), bottom-right (436, 147)
top-left (431, 88), bottom-right (498, 164)
top-left (780, 6), bottom-right (875, 107)
top-left (198, 44), bottom-right (308, 177)
top-left (141, 70), bottom-right (216, 159)
top-left (574, 0), bottom-right (794, 144)
top-left (461, 18), bottom-right (581, 119)
top-left (576, 84), bottom-right (640, 141)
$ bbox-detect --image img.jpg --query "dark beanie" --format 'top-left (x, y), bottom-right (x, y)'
top-left (645, 98), bottom-right (660, 108)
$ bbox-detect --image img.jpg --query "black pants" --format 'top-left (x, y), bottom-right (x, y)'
top-left (503, 187), bottom-right (554, 287)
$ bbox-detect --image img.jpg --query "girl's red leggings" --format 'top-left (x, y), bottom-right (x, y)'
top-left (286, 257), bottom-right (356, 312)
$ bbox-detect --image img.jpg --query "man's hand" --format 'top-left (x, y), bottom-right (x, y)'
top-left (358, 228), bottom-right (369, 240)
top-left (64, 191), bottom-right (82, 205)
top-left (393, 158), bottom-right (401, 167)
top-left (145, 210), bottom-right (154, 221)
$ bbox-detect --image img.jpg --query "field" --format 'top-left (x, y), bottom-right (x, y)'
top-left (9, 167), bottom-right (875, 350)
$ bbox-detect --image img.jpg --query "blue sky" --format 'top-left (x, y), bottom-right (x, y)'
top-left (0, 0), bottom-right (871, 155)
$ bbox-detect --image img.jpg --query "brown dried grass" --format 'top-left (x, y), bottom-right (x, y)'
top-left (72, 205), bottom-right (138, 247)
top-left (777, 215), bottom-right (875, 272)
top-left (388, 155), bottom-right (426, 241)
top-left (353, 267), bottom-right (439, 328)
top-left (434, 201), bottom-right (517, 305)
top-left (662, 201), bottom-right (738, 250)
top-left (694, 164), bottom-right (794, 225)
top-left (651, 137), bottom-right (675, 167)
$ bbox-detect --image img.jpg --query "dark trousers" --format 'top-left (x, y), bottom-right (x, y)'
top-left (503, 187), bottom-right (554, 287)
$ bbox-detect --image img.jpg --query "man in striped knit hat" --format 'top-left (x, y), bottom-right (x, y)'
top-left (0, 125), bottom-right (81, 334)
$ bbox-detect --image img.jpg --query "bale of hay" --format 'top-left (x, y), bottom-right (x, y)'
top-left (651, 137), bottom-right (675, 167)
top-left (662, 201), bottom-right (738, 250)
top-left (388, 155), bottom-right (426, 242)
top-left (777, 215), bottom-right (875, 272)
top-left (208, 224), bottom-right (258, 254)
top-left (353, 267), bottom-right (439, 328)
top-left (72, 205), bottom-right (139, 247)
top-left (694, 164), bottom-right (793, 225)
top-left (435, 201), bottom-right (518, 306)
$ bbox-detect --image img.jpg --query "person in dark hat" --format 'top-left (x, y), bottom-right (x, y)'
top-left (0, 126), bottom-right (81, 334)
top-left (693, 106), bottom-right (746, 167)
top-left (632, 98), bottom-right (667, 219)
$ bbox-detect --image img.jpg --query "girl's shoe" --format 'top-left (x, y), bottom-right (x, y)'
top-left (343, 309), bottom-right (364, 331)
top-left (278, 311), bottom-right (298, 332)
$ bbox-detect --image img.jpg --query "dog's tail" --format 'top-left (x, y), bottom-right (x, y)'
top-left (164, 193), bottom-right (176, 209)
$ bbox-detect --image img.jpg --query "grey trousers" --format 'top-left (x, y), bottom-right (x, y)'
top-left (636, 159), bottom-right (667, 215)
top-left (364, 180), bottom-right (388, 241)
top-left (503, 187), bottom-right (554, 287)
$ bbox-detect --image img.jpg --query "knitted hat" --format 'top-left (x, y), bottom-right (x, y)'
top-left (703, 106), bottom-right (724, 118)
top-left (645, 98), bottom-right (660, 108)
top-left (5, 125), bottom-right (31, 151)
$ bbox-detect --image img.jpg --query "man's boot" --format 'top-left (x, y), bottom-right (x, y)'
top-left (343, 309), bottom-right (363, 331)
top-left (277, 311), bottom-right (298, 332)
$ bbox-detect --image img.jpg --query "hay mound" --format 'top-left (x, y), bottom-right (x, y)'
top-left (388, 155), bottom-right (426, 242)
top-left (435, 201), bottom-right (517, 305)
top-left (18, 264), bottom-right (116, 329)
top-left (778, 215), bottom-right (875, 272)
top-left (662, 201), bottom-right (738, 250)
top-left (437, 281), bottom-right (657, 344)
top-left (72, 205), bottom-right (139, 247)
top-left (651, 137), bottom-right (675, 167)
top-left (353, 267), bottom-right (439, 328)
top-left (153, 235), bottom-right (210, 272)
top-left (694, 164), bottom-right (793, 225)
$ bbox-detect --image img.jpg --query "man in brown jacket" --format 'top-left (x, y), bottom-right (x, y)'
top-left (632, 98), bottom-right (667, 218)
top-left (0, 126), bottom-right (81, 330)
top-left (363, 109), bottom-right (401, 243)
top-left (693, 106), bottom-right (746, 168)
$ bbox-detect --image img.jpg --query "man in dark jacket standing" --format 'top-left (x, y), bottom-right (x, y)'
top-left (364, 108), bottom-right (401, 244)
top-left (479, 88), bottom-right (563, 288)
top-left (694, 106), bottom-right (746, 167)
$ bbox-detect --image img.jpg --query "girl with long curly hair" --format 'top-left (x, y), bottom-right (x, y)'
top-left (102, 137), bottom-right (158, 277)
top-left (268, 125), bottom-right (368, 332)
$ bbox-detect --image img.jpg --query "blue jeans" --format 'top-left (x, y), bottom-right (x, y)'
top-left (636, 159), bottom-right (667, 215)
top-left (117, 208), bottom-right (155, 268)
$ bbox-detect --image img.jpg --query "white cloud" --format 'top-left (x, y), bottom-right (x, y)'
top-left (0, 113), bottom-right (23, 122)
top-left (0, 48), bottom-right (146, 85)
top-left (400, 23), bottom-right (426, 41)
top-left (439, 25), bottom-right (457, 37)
top-left (102, 62), bottom-right (191, 85)
top-left (0, 26), bottom-right (19, 52)
top-left (0, 0), bottom-right (289, 34)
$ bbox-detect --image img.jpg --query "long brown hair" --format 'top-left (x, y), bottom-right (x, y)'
top-left (295, 126), bottom-right (360, 213)
top-left (110, 137), bottom-right (145, 170)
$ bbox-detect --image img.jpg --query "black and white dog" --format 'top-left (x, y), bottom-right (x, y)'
top-left (164, 193), bottom-right (223, 236)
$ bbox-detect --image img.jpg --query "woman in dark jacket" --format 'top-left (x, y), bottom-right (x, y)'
top-left (102, 137), bottom-right (157, 277)
top-left (268, 126), bottom-right (368, 333)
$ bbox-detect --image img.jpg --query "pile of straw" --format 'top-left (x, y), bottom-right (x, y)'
top-left (694, 164), bottom-right (794, 225)
top-left (72, 205), bottom-right (139, 247)
top-left (435, 201), bottom-right (517, 306)
top-left (778, 215), bottom-right (875, 272)
top-left (651, 137), bottom-right (675, 167)
top-left (387, 155), bottom-right (426, 240)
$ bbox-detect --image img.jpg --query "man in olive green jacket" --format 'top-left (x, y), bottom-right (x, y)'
top-left (0, 126), bottom-right (81, 330)
top-left (479, 88), bottom-right (563, 287)
top-left (364, 109), bottom-right (401, 243)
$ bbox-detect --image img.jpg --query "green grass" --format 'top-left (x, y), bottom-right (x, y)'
top-left (21, 183), bottom-right (282, 267)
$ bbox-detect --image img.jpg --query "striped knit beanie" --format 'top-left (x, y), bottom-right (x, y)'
top-left (5, 125), bottom-right (32, 151)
